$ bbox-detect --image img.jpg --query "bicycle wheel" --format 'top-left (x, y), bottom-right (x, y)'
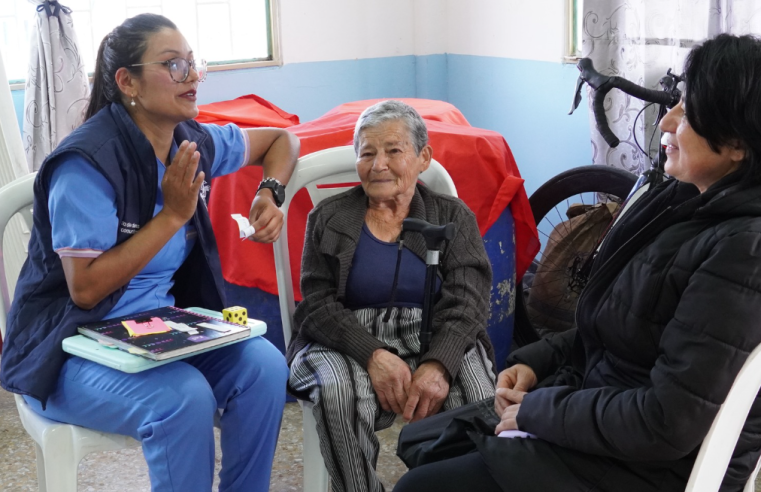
top-left (513, 165), bottom-right (637, 348)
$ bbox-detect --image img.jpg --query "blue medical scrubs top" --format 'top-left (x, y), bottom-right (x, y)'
top-left (48, 123), bottom-right (249, 318)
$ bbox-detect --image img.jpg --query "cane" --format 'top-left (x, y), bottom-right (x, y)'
top-left (402, 218), bottom-right (456, 354)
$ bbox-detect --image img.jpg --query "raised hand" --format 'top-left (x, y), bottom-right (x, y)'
top-left (161, 140), bottom-right (204, 225)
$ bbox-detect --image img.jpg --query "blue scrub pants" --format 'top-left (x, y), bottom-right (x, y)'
top-left (25, 337), bottom-right (288, 492)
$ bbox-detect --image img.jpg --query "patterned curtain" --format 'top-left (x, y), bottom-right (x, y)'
top-left (582, 0), bottom-right (761, 173)
top-left (23, 0), bottom-right (89, 172)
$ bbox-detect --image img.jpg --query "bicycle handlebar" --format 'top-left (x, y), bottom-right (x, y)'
top-left (576, 58), bottom-right (681, 148)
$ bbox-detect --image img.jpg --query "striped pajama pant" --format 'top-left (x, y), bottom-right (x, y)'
top-left (289, 307), bottom-right (496, 492)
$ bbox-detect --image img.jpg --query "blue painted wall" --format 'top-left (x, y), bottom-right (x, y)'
top-left (10, 54), bottom-right (590, 192)
top-left (446, 55), bottom-right (592, 195)
top-left (414, 54), bottom-right (449, 102)
top-left (10, 56), bottom-right (421, 134)
top-left (197, 56), bottom-right (420, 123)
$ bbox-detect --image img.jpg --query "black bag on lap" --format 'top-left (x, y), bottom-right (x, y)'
top-left (396, 366), bottom-right (583, 469)
top-left (396, 397), bottom-right (500, 469)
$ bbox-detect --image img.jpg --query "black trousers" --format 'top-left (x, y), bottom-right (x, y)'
top-left (393, 452), bottom-right (502, 492)
top-left (395, 435), bottom-right (691, 492)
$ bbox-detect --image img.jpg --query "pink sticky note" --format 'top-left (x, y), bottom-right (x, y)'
top-left (122, 317), bottom-right (171, 337)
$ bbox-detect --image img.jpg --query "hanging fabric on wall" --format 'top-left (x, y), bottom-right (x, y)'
top-left (23, 0), bottom-right (90, 172)
top-left (0, 49), bottom-right (35, 353)
top-left (0, 51), bottom-right (28, 183)
top-left (582, 0), bottom-right (761, 174)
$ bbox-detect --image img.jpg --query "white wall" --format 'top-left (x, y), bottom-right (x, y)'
top-left (443, 0), bottom-right (567, 62)
top-left (278, 0), bottom-right (567, 64)
top-left (279, 0), bottom-right (416, 63)
top-left (412, 0), bottom-right (448, 55)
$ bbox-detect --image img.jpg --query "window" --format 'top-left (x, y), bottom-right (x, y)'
top-left (564, 0), bottom-right (582, 63)
top-left (1, 0), bottom-right (279, 89)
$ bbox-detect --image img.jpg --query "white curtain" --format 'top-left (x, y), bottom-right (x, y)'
top-left (0, 49), bottom-right (33, 307)
top-left (582, 0), bottom-right (761, 173)
top-left (0, 55), bottom-right (28, 184)
top-left (23, 0), bottom-right (89, 172)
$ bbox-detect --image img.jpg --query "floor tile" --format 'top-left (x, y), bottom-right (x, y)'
top-left (0, 388), bottom-right (408, 491)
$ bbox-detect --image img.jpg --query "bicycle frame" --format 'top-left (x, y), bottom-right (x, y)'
top-left (570, 58), bottom-right (683, 197)
top-left (562, 60), bottom-right (685, 292)
top-left (515, 60), bottom-right (686, 346)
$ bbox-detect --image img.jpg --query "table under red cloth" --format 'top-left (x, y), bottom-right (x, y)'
top-left (199, 97), bottom-right (539, 300)
top-left (196, 94), bottom-right (301, 128)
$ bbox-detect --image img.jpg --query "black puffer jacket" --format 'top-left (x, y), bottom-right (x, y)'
top-left (510, 174), bottom-right (761, 491)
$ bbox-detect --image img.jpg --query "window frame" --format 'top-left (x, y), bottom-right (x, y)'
top-left (8, 0), bottom-right (281, 90)
top-left (563, 0), bottom-right (582, 63)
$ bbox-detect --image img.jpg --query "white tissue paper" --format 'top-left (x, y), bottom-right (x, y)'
top-left (497, 430), bottom-right (537, 439)
top-left (231, 214), bottom-right (256, 240)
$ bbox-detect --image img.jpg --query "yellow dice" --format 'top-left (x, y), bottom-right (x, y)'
top-left (222, 306), bottom-right (248, 326)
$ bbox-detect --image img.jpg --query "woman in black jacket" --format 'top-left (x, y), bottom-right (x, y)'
top-left (394, 33), bottom-right (761, 492)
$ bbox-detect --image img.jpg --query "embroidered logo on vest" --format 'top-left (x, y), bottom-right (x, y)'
top-left (200, 180), bottom-right (210, 207)
top-left (120, 221), bottom-right (140, 235)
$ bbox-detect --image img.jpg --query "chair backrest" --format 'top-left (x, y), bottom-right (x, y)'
top-left (0, 173), bottom-right (36, 339)
top-left (272, 145), bottom-right (457, 346)
top-left (685, 340), bottom-right (761, 492)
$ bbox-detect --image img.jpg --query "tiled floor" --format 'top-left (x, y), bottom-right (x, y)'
top-left (4, 385), bottom-right (761, 491)
top-left (0, 388), bottom-right (408, 491)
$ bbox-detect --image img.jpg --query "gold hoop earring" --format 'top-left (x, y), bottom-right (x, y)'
top-left (131, 94), bottom-right (136, 107)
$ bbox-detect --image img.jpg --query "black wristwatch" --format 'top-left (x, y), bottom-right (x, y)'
top-left (257, 177), bottom-right (286, 207)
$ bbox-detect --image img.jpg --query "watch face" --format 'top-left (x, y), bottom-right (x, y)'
top-left (261, 181), bottom-right (285, 206)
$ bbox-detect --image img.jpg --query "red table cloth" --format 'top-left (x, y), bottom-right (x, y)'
top-left (196, 94), bottom-right (300, 128)
top-left (199, 97), bottom-right (539, 300)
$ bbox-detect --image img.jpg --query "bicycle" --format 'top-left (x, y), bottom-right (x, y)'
top-left (512, 58), bottom-right (684, 348)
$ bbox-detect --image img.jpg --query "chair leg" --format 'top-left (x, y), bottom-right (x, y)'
top-left (33, 442), bottom-right (48, 492)
top-left (302, 404), bottom-right (330, 492)
top-left (40, 427), bottom-right (81, 492)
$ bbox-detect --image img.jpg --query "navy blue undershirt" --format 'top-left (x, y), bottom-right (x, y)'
top-left (344, 223), bottom-right (442, 310)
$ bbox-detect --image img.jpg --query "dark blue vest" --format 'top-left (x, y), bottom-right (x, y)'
top-left (0, 103), bottom-right (226, 407)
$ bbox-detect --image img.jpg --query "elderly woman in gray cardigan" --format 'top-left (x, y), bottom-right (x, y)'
top-left (287, 100), bottom-right (496, 492)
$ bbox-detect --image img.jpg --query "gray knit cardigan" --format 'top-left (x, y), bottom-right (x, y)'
top-left (286, 184), bottom-right (495, 380)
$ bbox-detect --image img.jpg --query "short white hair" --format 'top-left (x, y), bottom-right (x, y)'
top-left (353, 100), bottom-right (429, 155)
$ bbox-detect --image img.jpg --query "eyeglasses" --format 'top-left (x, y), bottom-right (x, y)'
top-left (129, 57), bottom-right (207, 83)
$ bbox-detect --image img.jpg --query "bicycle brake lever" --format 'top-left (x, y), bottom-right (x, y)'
top-left (569, 76), bottom-right (585, 115)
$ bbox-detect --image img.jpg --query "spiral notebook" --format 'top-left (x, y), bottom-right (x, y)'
top-left (76, 306), bottom-right (251, 361)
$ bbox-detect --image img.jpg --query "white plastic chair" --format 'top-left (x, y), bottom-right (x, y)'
top-left (273, 145), bottom-right (457, 492)
top-left (0, 173), bottom-right (141, 492)
top-left (685, 341), bottom-right (761, 492)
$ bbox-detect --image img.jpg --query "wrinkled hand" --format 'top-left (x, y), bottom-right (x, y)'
top-left (495, 364), bottom-right (537, 415)
top-left (403, 361), bottom-right (450, 422)
top-left (247, 191), bottom-right (284, 243)
top-left (495, 399), bottom-right (522, 434)
top-left (161, 141), bottom-right (204, 225)
top-left (368, 349), bottom-right (412, 414)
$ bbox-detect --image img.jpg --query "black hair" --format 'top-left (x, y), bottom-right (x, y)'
top-left (85, 14), bottom-right (177, 120)
top-left (683, 33), bottom-right (761, 182)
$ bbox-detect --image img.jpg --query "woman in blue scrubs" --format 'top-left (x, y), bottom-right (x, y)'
top-left (0, 13), bottom-right (299, 492)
